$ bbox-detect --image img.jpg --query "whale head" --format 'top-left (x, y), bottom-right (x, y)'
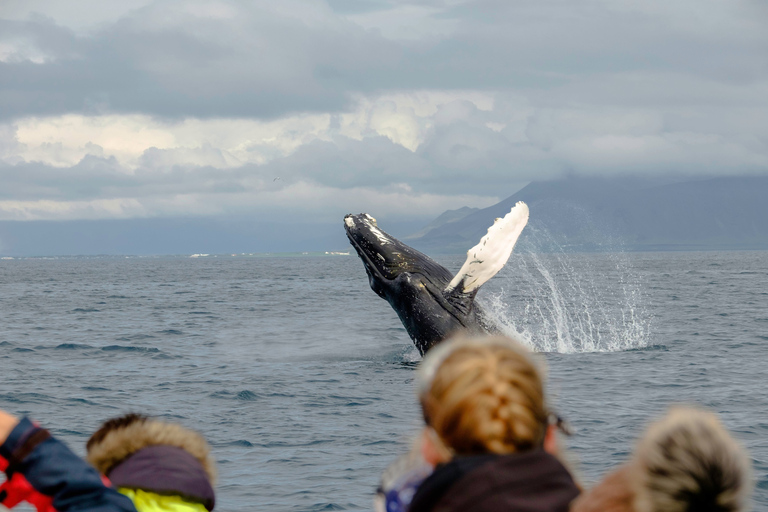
top-left (344, 213), bottom-right (452, 293)
top-left (344, 213), bottom-right (489, 355)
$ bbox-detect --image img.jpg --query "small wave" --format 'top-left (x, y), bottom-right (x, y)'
top-left (12, 347), bottom-right (35, 352)
top-left (115, 334), bottom-right (156, 341)
top-left (394, 360), bottom-right (419, 369)
top-left (53, 429), bottom-right (86, 437)
top-left (0, 341), bottom-right (13, 346)
top-left (310, 503), bottom-right (347, 511)
top-left (0, 392), bottom-right (54, 403)
top-left (156, 413), bottom-right (188, 421)
top-left (363, 439), bottom-right (397, 446)
top-left (55, 343), bottom-right (93, 350)
top-left (158, 329), bottom-right (184, 335)
top-left (188, 311), bottom-right (213, 315)
top-left (101, 345), bottom-right (160, 353)
top-left (236, 390), bottom-right (260, 401)
top-left (67, 397), bottom-right (100, 406)
top-left (72, 308), bottom-right (100, 313)
top-left (265, 392), bottom-right (297, 398)
top-left (106, 295), bottom-right (129, 299)
top-left (227, 440), bottom-right (254, 447)
top-left (624, 344), bottom-right (668, 352)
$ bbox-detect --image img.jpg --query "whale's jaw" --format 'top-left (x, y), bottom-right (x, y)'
top-left (343, 213), bottom-right (452, 289)
top-left (344, 213), bottom-right (492, 355)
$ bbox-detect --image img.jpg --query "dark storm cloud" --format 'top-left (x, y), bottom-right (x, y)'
top-left (3, 0), bottom-right (767, 121)
top-left (0, 2), bottom-right (400, 120)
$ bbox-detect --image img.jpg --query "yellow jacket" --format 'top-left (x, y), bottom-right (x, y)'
top-left (120, 488), bottom-right (209, 512)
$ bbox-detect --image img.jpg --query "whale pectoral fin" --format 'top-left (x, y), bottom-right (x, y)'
top-left (444, 201), bottom-right (529, 295)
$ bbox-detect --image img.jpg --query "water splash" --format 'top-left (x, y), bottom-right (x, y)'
top-left (480, 228), bottom-right (652, 353)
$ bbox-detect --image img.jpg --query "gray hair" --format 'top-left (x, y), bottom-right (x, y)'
top-left (634, 407), bottom-right (753, 512)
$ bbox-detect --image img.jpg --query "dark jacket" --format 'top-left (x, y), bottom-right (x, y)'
top-left (0, 417), bottom-right (137, 512)
top-left (409, 450), bottom-right (579, 512)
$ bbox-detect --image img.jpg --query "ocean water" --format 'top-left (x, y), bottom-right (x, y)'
top-left (1, 251), bottom-right (767, 511)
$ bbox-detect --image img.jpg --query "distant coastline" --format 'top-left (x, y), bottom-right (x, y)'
top-left (2, 175), bottom-right (767, 257)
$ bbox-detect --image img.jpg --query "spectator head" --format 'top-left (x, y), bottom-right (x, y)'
top-left (572, 406), bottom-right (753, 512)
top-left (86, 412), bottom-right (217, 512)
top-left (633, 406), bottom-right (752, 512)
top-left (417, 334), bottom-right (549, 459)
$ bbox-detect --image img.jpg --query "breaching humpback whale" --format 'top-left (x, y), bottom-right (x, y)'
top-left (344, 202), bottom-right (529, 355)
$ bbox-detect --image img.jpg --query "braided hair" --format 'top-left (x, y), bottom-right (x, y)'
top-left (420, 335), bottom-right (548, 456)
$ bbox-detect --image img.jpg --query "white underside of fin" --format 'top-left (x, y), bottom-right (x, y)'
top-left (445, 201), bottom-right (529, 294)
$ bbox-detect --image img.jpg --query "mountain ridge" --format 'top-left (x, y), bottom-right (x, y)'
top-left (408, 176), bottom-right (768, 253)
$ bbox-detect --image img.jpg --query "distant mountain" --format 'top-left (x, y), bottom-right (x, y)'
top-left (408, 176), bottom-right (768, 253)
top-left (404, 206), bottom-right (479, 240)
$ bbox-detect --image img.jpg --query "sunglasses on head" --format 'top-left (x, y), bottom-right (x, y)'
top-left (548, 412), bottom-right (574, 436)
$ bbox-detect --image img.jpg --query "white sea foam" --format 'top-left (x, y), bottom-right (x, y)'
top-left (479, 229), bottom-right (652, 353)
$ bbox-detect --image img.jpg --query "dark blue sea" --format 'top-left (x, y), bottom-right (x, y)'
top-left (1, 251), bottom-right (767, 511)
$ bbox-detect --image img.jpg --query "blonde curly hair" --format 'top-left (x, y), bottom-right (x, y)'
top-left (418, 334), bottom-right (548, 455)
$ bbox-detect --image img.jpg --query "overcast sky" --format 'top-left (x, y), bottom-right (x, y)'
top-left (1, 0), bottom-right (767, 228)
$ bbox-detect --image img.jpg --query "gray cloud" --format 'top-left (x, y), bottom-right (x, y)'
top-left (1, 2), bottom-right (398, 120)
top-left (2, 0), bottom-right (767, 230)
top-left (2, 79), bottom-right (766, 212)
top-left (2, 0), bottom-right (767, 121)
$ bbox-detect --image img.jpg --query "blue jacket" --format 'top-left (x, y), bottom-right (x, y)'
top-left (0, 417), bottom-right (137, 512)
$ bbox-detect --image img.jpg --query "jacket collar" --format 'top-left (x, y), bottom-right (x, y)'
top-left (410, 450), bottom-right (579, 512)
top-left (109, 445), bottom-right (215, 511)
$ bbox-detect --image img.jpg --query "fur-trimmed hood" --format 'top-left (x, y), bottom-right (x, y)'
top-left (87, 418), bottom-right (217, 484)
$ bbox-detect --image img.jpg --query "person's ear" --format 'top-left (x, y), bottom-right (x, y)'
top-left (420, 427), bottom-right (451, 466)
top-left (543, 423), bottom-right (559, 455)
top-left (0, 410), bottom-right (19, 443)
